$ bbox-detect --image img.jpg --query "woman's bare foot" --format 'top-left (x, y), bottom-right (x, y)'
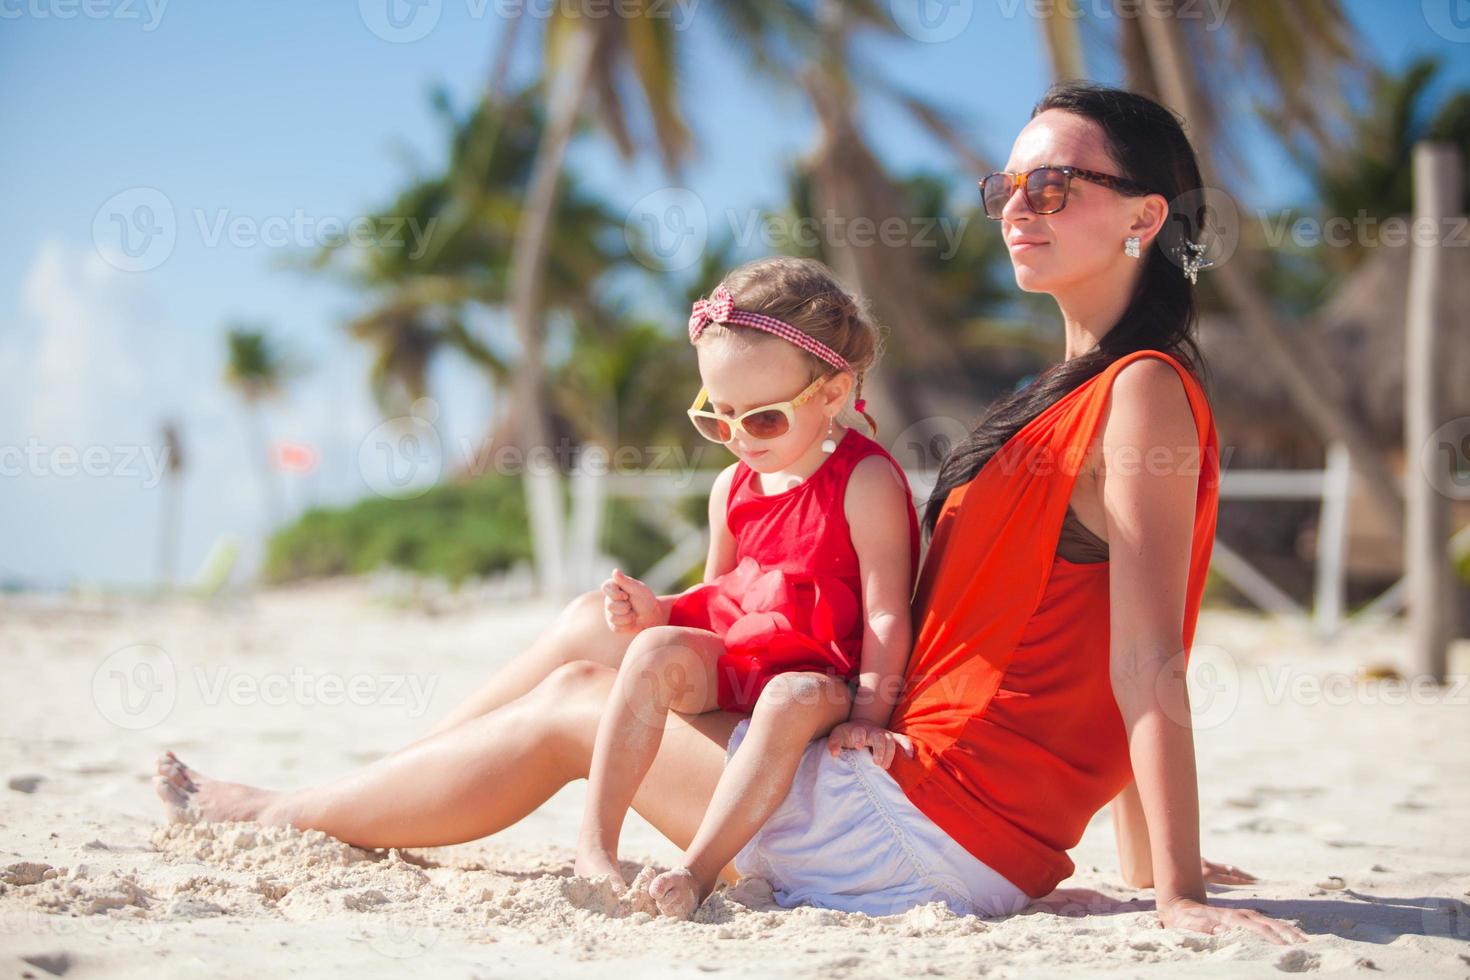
top-left (648, 866), bottom-right (711, 920)
top-left (572, 841), bottom-right (628, 891)
top-left (152, 752), bottom-right (279, 825)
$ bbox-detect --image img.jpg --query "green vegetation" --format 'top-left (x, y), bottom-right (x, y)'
top-left (263, 475), bottom-right (705, 588)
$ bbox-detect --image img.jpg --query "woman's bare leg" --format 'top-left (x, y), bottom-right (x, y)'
top-left (418, 590), bottom-right (683, 739)
top-left (573, 626), bottom-right (724, 886)
top-left (155, 660), bottom-right (747, 886)
top-left (648, 672), bottom-right (852, 918)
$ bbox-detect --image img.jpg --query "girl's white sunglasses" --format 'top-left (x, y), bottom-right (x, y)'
top-left (686, 375), bottom-right (826, 443)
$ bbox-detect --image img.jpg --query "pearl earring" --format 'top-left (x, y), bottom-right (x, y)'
top-left (820, 417), bottom-right (837, 454)
top-left (1124, 236), bottom-right (1141, 259)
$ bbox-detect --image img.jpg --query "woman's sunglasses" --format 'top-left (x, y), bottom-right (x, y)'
top-left (979, 165), bottom-right (1153, 220)
top-left (687, 375), bottom-right (827, 443)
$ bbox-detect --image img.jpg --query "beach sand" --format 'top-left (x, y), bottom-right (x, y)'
top-left (2, 581), bottom-right (1467, 978)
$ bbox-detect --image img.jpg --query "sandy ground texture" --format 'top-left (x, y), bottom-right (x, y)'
top-left (2, 580), bottom-right (1468, 978)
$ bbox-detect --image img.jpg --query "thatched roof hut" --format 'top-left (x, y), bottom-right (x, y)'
top-left (1198, 240), bottom-right (1470, 588)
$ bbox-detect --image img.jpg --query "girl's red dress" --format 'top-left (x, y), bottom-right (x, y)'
top-left (667, 427), bottom-right (921, 713)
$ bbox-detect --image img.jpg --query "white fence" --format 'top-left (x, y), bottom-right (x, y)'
top-left (559, 441), bottom-right (1459, 639)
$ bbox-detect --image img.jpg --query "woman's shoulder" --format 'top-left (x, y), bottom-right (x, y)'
top-left (1108, 350), bottom-right (1205, 405)
top-left (1101, 353), bottom-right (1206, 464)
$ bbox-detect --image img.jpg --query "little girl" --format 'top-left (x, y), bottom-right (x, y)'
top-left (573, 255), bottom-right (922, 919)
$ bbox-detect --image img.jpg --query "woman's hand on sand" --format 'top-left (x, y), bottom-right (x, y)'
top-left (1158, 896), bottom-right (1308, 945)
top-left (1200, 857), bottom-right (1257, 885)
top-left (602, 568), bottom-right (663, 633)
top-left (826, 721), bottom-right (912, 769)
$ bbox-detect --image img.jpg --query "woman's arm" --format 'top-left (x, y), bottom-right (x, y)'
top-left (1110, 780), bottom-right (1154, 888)
top-left (1101, 359), bottom-right (1305, 945)
top-left (1113, 779), bottom-right (1260, 888)
top-left (832, 455), bottom-right (915, 765)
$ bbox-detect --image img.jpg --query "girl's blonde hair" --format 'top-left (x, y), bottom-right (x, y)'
top-left (691, 256), bottom-right (884, 435)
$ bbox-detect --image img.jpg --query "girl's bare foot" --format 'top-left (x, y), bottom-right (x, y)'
top-left (572, 841), bottom-right (628, 891)
top-left (648, 865), bottom-right (710, 920)
top-left (152, 752), bottom-right (279, 825)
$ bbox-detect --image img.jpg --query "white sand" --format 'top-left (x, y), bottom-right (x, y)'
top-left (2, 581), bottom-right (1467, 978)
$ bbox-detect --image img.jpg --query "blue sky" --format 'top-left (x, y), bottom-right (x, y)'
top-left (3, 0), bottom-right (1468, 589)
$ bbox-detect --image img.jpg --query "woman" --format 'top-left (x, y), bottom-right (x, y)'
top-left (155, 82), bottom-right (1306, 944)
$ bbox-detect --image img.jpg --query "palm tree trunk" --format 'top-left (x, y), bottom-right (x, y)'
top-left (507, 22), bottom-right (602, 597)
top-left (246, 401), bottom-right (283, 531)
top-left (799, 2), bottom-right (972, 440)
top-left (1137, 0), bottom-right (1406, 530)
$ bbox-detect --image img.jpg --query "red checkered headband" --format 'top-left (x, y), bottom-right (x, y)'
top-left (687, 284), bottom-right (868, 414)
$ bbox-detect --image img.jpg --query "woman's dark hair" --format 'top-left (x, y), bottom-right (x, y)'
top-left (920, 81), bottom-right (1209, 540)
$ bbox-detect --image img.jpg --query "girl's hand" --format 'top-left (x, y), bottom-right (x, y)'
top-left (1159, 896), bottom-right (1307, 945)
top-left (826, 721), bottom-right (912, 769)
top-left (602, 568), bottom-right (663, 633)
top-left (1201, 857), bottom-right (1256, 885)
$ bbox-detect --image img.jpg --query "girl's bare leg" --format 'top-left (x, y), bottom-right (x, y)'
top-left (574, 626), bottom-right (725, 886)
top-left (419, 590), bottom-right (684, 739)
top-left (155, 661), bottom-right (747, 885)
top-left (648, 672), bottom-right (853, 918)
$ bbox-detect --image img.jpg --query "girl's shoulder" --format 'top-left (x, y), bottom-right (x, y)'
top-left (839, 430), bottom-right (915, 513)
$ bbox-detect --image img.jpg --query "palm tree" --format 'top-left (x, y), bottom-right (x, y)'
top-left (223, 326), bottom-right (295, 529)
top-left (310, 90), bottom-right (629, 469)
top-left (493, 2), bottom-right (825, 594)
top-left (156, 419), bottom-right (184, 592)
top-left (1037, 0), bottom-right (1408, 529)
top-left (1308, 57), bottom-right (1470, 274)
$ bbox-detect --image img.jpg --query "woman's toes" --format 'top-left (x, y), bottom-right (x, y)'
top-left (155, 754), bottom-right (196, 792)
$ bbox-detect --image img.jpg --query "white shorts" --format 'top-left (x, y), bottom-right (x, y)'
top-left (725, 717), bottom-right (1030, 918)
